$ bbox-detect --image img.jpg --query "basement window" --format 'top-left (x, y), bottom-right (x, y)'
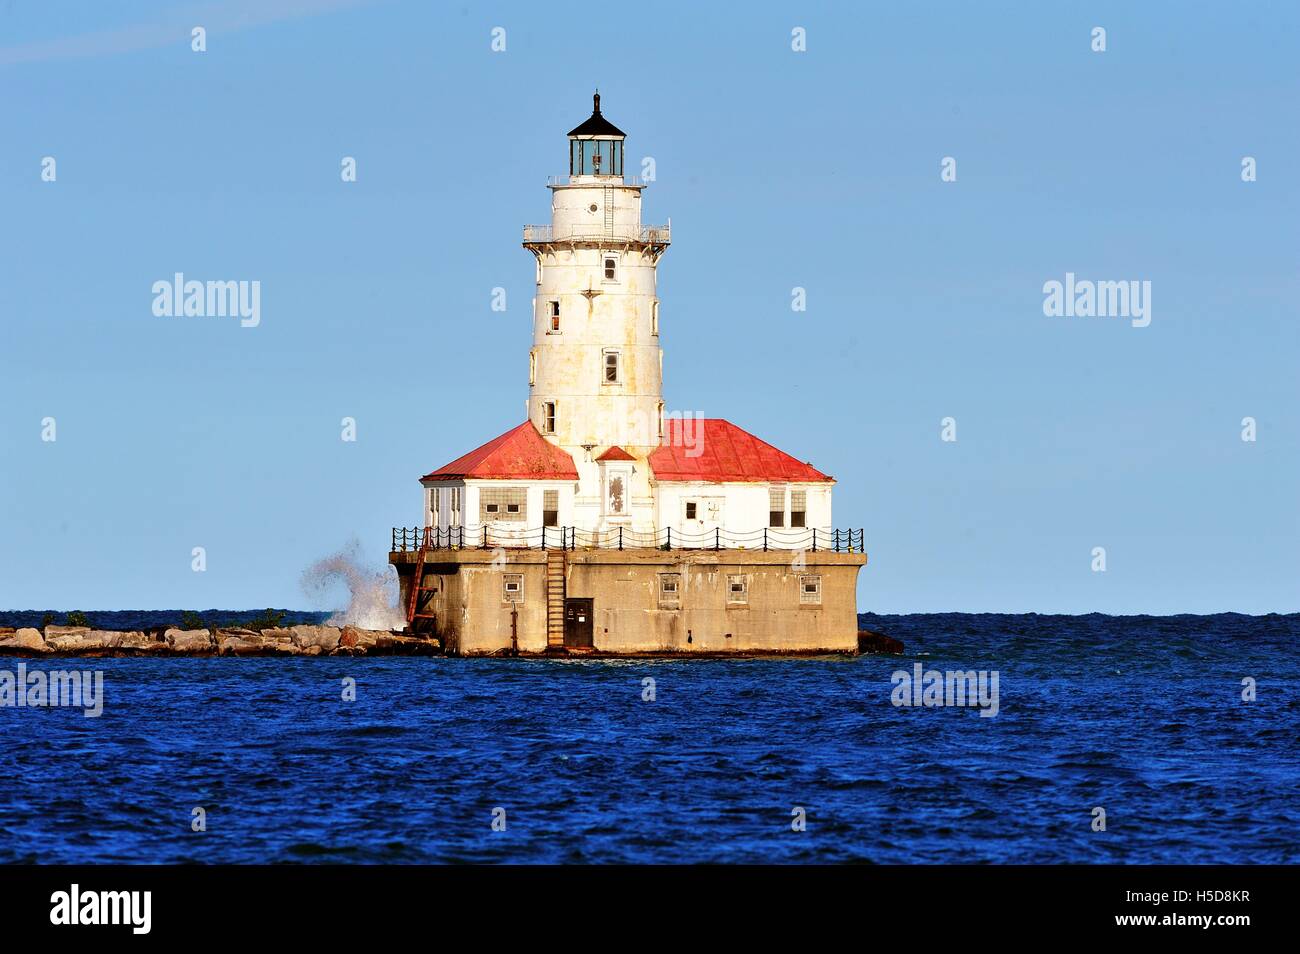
top-left (791, 489), bottom-right (807, 528)
top-left (503, 574), bottom-right (523, 603)
top-left (727, 574), bottom-right (748, 605)
top-left (799, 575), bottom-right (822, 605)
top-left (659, 573), bottom-right (681, 607)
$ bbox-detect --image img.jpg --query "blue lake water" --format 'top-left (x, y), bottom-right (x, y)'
top-left (1, 612), bottom-right (1296, 863)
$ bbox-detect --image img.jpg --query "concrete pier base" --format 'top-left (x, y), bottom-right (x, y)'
top-left (391, 547), bottom-right (866, 656)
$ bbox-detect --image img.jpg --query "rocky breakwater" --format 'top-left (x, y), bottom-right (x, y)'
top-left (0, 625), bottom-right (439, 657)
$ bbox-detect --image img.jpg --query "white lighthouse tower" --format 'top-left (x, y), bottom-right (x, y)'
top-left (523, 92), bottom-right (670, 533)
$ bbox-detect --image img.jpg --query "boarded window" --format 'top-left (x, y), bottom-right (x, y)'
top-left (543, 489), bottom-right (559, 527)
top-left (659, 573), bottom-right (681, 606)
top-left (607, 473), bottom-right (625, 514)
top-left (502, 574), bottom-right (523, 603)
top-left (727, 574), bottom-right (748, 604)
top-left (769, 484), bottom-right (786, 528)
top-left (799, 574), bottom-right (822, 605)
top-left (791, 488), bottom-right (807, 528)
top-left (480, 487), bottom-right (526, 522)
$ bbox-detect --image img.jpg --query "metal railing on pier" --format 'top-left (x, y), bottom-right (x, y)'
top-left (391, 525), bottom-right (865, 554)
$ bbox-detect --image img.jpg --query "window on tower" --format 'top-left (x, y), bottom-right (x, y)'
top-left (603, 350), bottom-right (620, 385)
top-left (548, 300), bottom-right (560, 333)
top-left (604, 256), bottom-right (617, 281)
top-left (543, 402), bottom-right (556, 434)
top-left (651, 301), bottom-right (659, 335)
top-left (529, 351), bottom-right (536, 386)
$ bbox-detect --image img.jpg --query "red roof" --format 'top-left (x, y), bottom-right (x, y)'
top-left (595, 445), bottom-right (636, 462)
top-left (648, 419), bottom-right (833, 484)
top-left (421, 422), bottom-right (578, 481)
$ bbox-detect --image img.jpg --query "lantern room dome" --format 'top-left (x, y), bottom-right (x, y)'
top-left (567, 91), bottom-right (625, 138)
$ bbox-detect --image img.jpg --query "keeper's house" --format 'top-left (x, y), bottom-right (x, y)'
top-left (390, 95), bottom-right (866, 655)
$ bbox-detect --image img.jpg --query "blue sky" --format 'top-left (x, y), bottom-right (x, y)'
top-left (1, 0), bottom-right (1296, 614)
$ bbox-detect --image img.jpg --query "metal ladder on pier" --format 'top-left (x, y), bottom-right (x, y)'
top-left (406, 530), bottom-right (437, 635)
top-left (546, 549), bottom-right (566, 650)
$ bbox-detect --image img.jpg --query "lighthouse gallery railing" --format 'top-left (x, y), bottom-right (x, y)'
top-left (391, 526), bottom-right (865, 554)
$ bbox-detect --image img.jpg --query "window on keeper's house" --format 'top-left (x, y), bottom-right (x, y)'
top-left (769, 484), bottom-right (787, 527)
top-left (603, 350), bottom-right (620, 385)
top-left (791, 489), bottom-right (807, 528)
top-left (685, 501), bottom-right (697, 521)
top-left (480, 487), bottom-right (525, 523)
top-left (543, 489), bottom-right (559, 527)
top-left (450, 487), bottom-right (461, 527)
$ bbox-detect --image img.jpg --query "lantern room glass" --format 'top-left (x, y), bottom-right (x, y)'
top-left (570, 138), bottom-right (622, 177)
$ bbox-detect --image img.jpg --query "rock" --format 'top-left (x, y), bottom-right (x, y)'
top-left (0, 628), bottom-right (49, 653)
top-left (218, 634), bottom-right (268, 656)
top-left (165, 628), bottom-right (214, 653)
top-left (0, 627), bottom-right (14, 637)
top-left (45, 628), bottom-right (117, 652)
top-left (115, 631), bottom-right (166, 652)
top-left (374, 633), bottom-right (439, 656)
top-left (336, 626), bottom-right (384, 654)
top-left (288, 625), bottom-right (340, 652)
top-left (257, 628), bottom-right (305, 654)
top-left (857, 629), bottom-right (904, 654)
top-left (299, 645), bottom-right (323, 657)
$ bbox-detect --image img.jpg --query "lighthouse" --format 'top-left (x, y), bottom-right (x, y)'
top-left (392, 94), bottom-right (867, 656)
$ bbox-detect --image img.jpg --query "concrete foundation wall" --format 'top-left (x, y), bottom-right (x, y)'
top-left (393, 549), bottom-right (865, 656)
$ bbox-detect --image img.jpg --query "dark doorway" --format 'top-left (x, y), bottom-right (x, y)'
top-left (564, 598), bottom-right (594, 648)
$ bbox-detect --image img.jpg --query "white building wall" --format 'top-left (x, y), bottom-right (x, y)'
top-left (654, 481), bottom-right (835, 548)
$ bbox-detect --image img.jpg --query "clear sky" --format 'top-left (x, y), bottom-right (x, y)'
top-left (2, 1), bottom-right (1297, 615)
